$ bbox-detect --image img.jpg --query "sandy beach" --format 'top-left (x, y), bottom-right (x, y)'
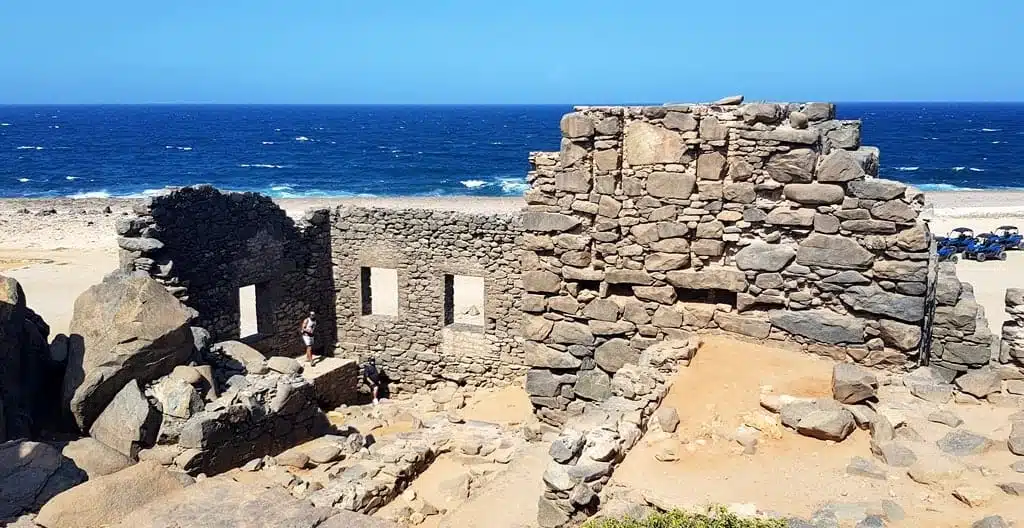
top-left (2, 190), bottom-right (1024, 336)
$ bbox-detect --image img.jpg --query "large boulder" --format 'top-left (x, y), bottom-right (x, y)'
top-left (63, 274), bottom-right (193, 431)
top-left (89, 380), bottom-right (159, 459)
top-left (797, 409), bottom-right (857, 441)
top-left (112, 476), bottom-right (336, 528)
top-left (1, 275), bottom-right (56, 441)
top-left (0, 440), bottom-right (86, 523)
top-left (35, 460), bottom-right (185, 528)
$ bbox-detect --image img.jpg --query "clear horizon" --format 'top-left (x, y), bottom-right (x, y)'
top-left (0, 0), bottom-right (1021, 104)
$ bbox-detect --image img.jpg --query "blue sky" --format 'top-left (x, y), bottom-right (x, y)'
top-left (0, 0), bottom-right (1021, 103)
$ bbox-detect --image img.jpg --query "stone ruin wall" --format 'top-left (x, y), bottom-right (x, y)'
top-left (116, 185), bottom-right (335, 358)
top-left (330, 207), bottom-right (524, 392)
top-left (521, 101), bottom-right (937, 425)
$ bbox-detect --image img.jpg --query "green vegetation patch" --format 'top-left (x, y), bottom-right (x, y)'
top-left (583, 506), bottom-right (788, 528)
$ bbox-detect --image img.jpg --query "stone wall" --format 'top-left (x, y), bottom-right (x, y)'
top-left (929, 263), bottom-right (995, 375)
top-left (174, 370), bottom-right (330, 476)
top-left (1001, 288), bottom-right (1024, 369)
top-left (330, 207), bottom-right (524, 391)
top-left (522, 100), bottom-right (933, 425)
top-left (116, 186), bottom-right (334, 358)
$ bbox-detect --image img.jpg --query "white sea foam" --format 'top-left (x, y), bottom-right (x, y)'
top-left (65, 176), bottom-right (79, 180)
top-left (460, 180), bottom-right (487, 189)
top-left (0, 123), bottom-right (10, 126)
top-left (262, 141), bottom-right (275, 145)
top-left (295, 136), bottom-right (311, 142)
top-left (140, 188), bottom-right (175, 197)
top-left (993, 141), bottom-right (1003, 144)
top-left (270, 185), bottom-right (294, 191)
top-left (499, 178), bottom-right (530, 194)
top-left (981, 128), bottom-right (1001, 132)
top-left (894, 166), bottom-right (919, 171)
top-left (17, 178), bottom-right (30, 183)
top-left (16, 146), bottom-right (43, 150)
top-left (69, 191), bottom-right (111, 198)
top-left (179, 147), bottom-right (192, 151)
top-left (49, 125), bottom-right (60, 129)
top-left (917, 183), bottom-right (982, 192)
top-left (952, 166), bottom-right (966, 171)
top-left (969, 167), bottom-right (985, 172)
top-left (239, 163), bottom-right (285, 169)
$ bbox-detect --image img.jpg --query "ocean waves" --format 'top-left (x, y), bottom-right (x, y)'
top-left (459, 176), bottom-right (530, 194)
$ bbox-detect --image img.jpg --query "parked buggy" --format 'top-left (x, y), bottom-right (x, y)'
top-left (994, 226), bottom-right (1024, 249)
top-left (936, 244), bottom-right (959, 262)
top-left (937, 227), bottom-right (975, 253)
top-left (963, 233), bottom-right (1007, 262)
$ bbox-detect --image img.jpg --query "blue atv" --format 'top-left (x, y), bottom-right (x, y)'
top-left (994, 226), bottom-right (1024, 249)
top-left (940, 227), bottom-right (975, 253)
top-left (963, 233), bottom-right (1007, 262)
top-left (936, 244), bottom-right (959, 262)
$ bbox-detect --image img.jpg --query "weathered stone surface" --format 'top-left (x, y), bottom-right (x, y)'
top-left (784, 184), bottom-right (845, 205)
top-left (556, 170), bottom-right (591, 193)
top-left (840, 285), bottom-right (924, 323)
top-left (89, 380), bottom-right (158, 459)
top-left (871, 200), bottom-right (917, 223)
top-left (64, 273), bottom-right (193, 431)
top-left (549, 430), bottom-right (585, 463)
top-left (714, 312), bottom-right (770, 339)
top-left (771, 310), bottom-right (865, 345)
top-left (831, 363), bottom-right (878, 403)
top-left (953, 486), bottom-right (995, 508)
top-left (525, 370), bottom-right (565, 398)
top-left (796, 234), bottom-right (875, 270)
top-left (878, 320), bottom-right (922, 351)
top-left (848, 179), bottom-right (908, 201)
top-left (655, 407), bottom-right (680, 433)
top-left (526, 342), bottom-right (583, 369)
top-left (870, 441), bottom-right (917, 467)
top-left (817, 149), bottom-right (865, 182)
top-left (574, 370), bottom-right (611, 401)
top-left (583, 299), bottom-right (620, 322)
top-left (595, 339), bottom-right (638, 374)
top-left (735, 243), bottom-right (796, 272)
top-left (723, 183), bottom-right (755, 203)
top-left (36, 460), bottom-right (185, 528)
top-left (937, 430), bottom-right (993, 456)
top-left (523, 270), bottom-right (561, 293)
top-left (646, 172), bottom-right (696, 199)
top-left (560, 112), bottom-right (594, 139)
top-left (644, 253), bottom-right (690, 271)
top-left (537, 497), bottom-right (570, 528)
top-left (765, 207), bottom-right (815, 227)
top-left (691, 239), bottom-right (725, 256)
top-left (696, 152), bottom-right (727, 180)
top-left (797, 409), bottom-right (856, 441)
top-left (1009, 422), bottom-right (1024, 455)
top-left (766, 149), bottom-right (817, 183)
top-left (111, 476), bottom-right (336, 528)
top-left (663, 112), bottom-right (697, 132)
top-left (873, 261), bottom-right (928, 282)
top-left (955, 369), bottom-right (1002, 398)
top-left (605, 270), bottom-right (653, 285)
top-left (549, 321), bottom-right (594, 345)
top-left (523, 212), bottom-right (581, 233)
top-left (624, 122), bottom-right (686, 165)
top-left (0, 440), bottom-right (86, 522)
top-left (61, 438), bottom-right (133, 479)
top-left (666, 267), bottom-right (747, 292)
top-left (896, 224), bottom-right (930, 252)
top-left (907, 457), bottom-right (964, 485)
top-left (847, 456), bottom-right (887, 480)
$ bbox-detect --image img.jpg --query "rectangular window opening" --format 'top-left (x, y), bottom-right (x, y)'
top-left (676, 288), bottom-right (738, 307)
top-left (361, 267), bottom-right (399, 316)
top-left (239, 284), bottom-right (259, 338)
top-left (444, 274), bottom-right (485, 328)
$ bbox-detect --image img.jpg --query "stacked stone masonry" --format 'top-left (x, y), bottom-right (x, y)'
top-left (330, 206), bottom-right (524, 391)
top-left (116, 185), bottom-right (334, 358)
top-left (522, 101), bottom-right (936, 425)
top-left (1002, 288), bottom-right (1024, 368)
top-left (929, 263), bottom-right (996, 375)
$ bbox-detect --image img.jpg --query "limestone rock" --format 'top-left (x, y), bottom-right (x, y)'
top-left (595, 339), bottom-right (638, 373)
top-left (697, 152), bottom-right (726, 180)
top-left (526, 342), bottom-right (582, 369)
top-left (646, 172), bottom-right (696, 199)
top-left (624, 122), bottom-right (686, 166)
top-left (766, 149), bottom-right (817, 183)
top-left (871, 200), bottom-right (917, 223)
top-left (523, 212), bottom-right (581, 233)
top-left (64, 273), bottom-right (193, 431)
top-left (848, 179), bottom-right (907, 201)
top-left (783, 184), bottom-right (845, 205)
top-left (832, 363), bottom-right (878, 404)
top-left (955, 369), bottom-right (1001, 398)
top-left (0, 440), bottom-right (86, 522)
top-left (35, 460), bottom-right (185, 528)
top-left (927, 410), bottom-right (963, 428)
top-left (734, 243), bottom-right (796, 272)
top-left (267, 356), bottom-right (302, 375)
top-left (655, 407), bottom-right (680, 433)
top-left (937, 430), bottom-right (993, 456)
top-left (765, 207), bottom-right (815, 227)
top-left (61, 437), bottom-right (132, 479)
top-left (666, 267), bottom-right (747, 292)
top-left (1009, 421), bottom-right (1024, 455)
top-left (89, 380), bottom-right (159, 459)
top-left (796, 234), bottom-right (875, 270)
top-left (907, 457), bottom-right (964, 485)
top-left (770, 310), bottom-right (865, 345)
top-left (560, 112), bottom-right (594, 139)
top-left (796, 409), bottom-right (856, 441)
top-left (523, 270), bottom-right (562, 293)
top-left (713, 312), bottom-right (771, 339)
top-left (817, 149), bottom-right (865, 183)
top-left (870, 441), bottom-right (917, 467)
top-left (878, 320), bottom-right (922, 351)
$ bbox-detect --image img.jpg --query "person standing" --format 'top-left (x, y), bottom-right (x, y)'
top-left (300, 311), bottom-right (316, 363)
top-left (362, 356), bottom-right (381, 404)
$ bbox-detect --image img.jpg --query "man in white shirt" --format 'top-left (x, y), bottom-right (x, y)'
top-left (300, 311), bottom-right (316, 363)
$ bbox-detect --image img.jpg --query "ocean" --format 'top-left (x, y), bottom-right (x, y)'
top-left (0, 103), bottom-right (1021, 199)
